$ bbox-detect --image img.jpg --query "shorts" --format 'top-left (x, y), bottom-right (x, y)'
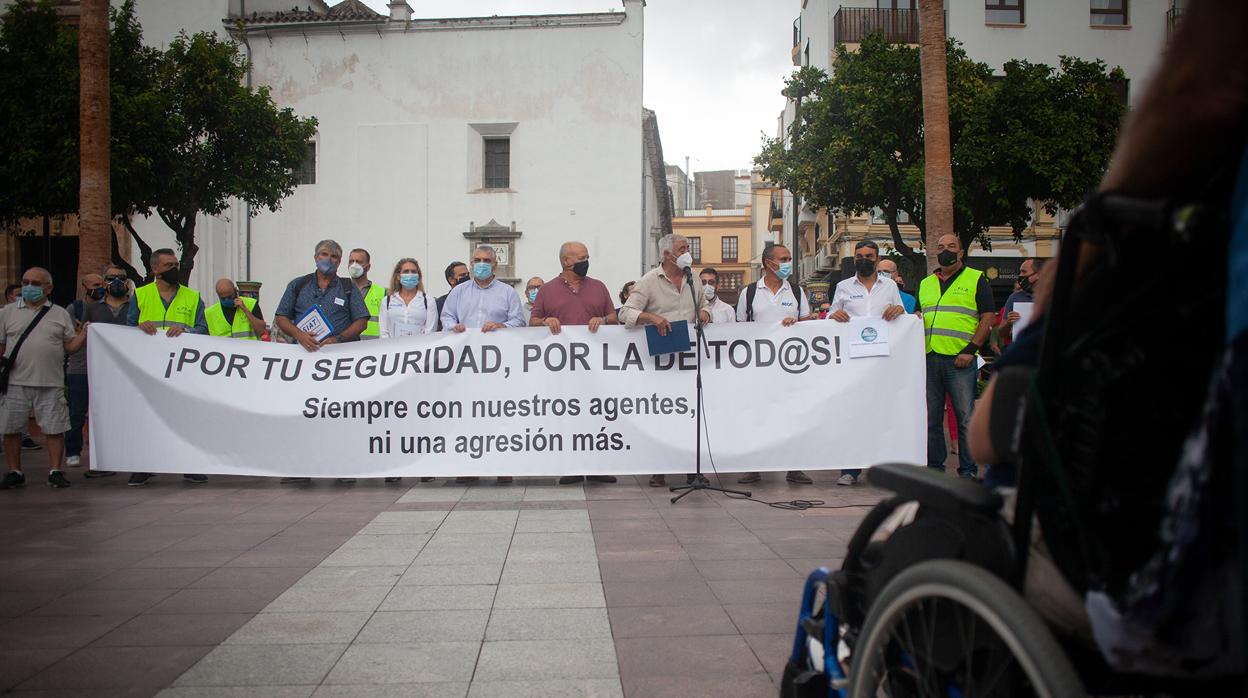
top-left (0, 384), bottom-right (70, 435)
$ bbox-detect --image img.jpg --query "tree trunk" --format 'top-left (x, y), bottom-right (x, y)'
top-left (917, 0), bottom-right (953, 274)
top-left (77, 0), bottom-right (111, 286)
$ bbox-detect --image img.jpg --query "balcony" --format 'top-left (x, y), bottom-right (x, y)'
top-left (791, 16), bottom-right (802, 66)
top-left (833, 7), bottom-right (920, 45)
top-left (1166, 6), bottom-right (1184, 38)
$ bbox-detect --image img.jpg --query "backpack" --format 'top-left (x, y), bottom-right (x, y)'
top-left (744, 278), bottom-right (803, 321)
top-left (294, 273), bottom-right (355, 300)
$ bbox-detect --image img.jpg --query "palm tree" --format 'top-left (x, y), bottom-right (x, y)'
top-left (916, 0), bottom-right (953, 273)
top-left (78, 0), bottom-right (110, 284)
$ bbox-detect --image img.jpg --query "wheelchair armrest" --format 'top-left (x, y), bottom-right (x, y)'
top-left (866, 463), bottom-right (1002, 514)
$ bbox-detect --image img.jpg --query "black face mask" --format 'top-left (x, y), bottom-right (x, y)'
top-left (1019, 276), bottom-right (1034, 294)
top-left (158, 268), bottom-right (180, 286)
top-left (571, 260), bottom-right (590, 278)
top-left (937, 250), bottom-right (958, 267)
top-left (107, 279), bottom-right (128, 297)
top-left (854, 258), bottom-right (875, 276)
top-left (453, 274), bottom-right (469, 286)
top-left (86, 287), bottom-right (106, 301)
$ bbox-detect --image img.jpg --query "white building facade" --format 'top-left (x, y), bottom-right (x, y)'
top-left (122, 0), bottom-right (648, 312)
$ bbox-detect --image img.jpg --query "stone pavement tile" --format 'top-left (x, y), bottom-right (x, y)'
top-left (785, 558), bottom-right (843, 576)
top-left (294, 566), bottom-right (407, 588)
top-left (722, 603), bottom-right (798, 635)
top-left (225, 612), bottom-right (370, 645)
top-left (0, 566), bottom-right (117, 592)
top-left (354, 609), bottom-right (489, 643)
top-left (377, 584), bottom-right (496, 611)
top-left (280, 522), bottom-right (370, 538)
top-left (486, 608), bottom-right (611, 641)
top-left (467, 679), bottom-right (623, 698)
top-left (460, 486), bottom-right (526, 502)
top-left (434, 511), bottom-right (517, 534)
top-left (159, 686), bottom-right (315, 697)
top-left (474, 639), bottom-right (618, 681)
top-left (620, 674), bottom-right (776, 698)
top-left (522, 486), bottom-right (586, 501)
top-left (318, 548), bottom-right (420, 568)
top-left (514, 517), bottom-right (591, 533)
top-left (265, 586), bottom-right (390, 613)
top-left (597, 561), bottom-right (701, 583)
top-left (614, 635), bottom-right (766, 678)
top-left (34, 550), bottom-right (153, 569)
top-left (28, 588), bottom-right (175, 618)
top-left (0, 614), bottom-right (131, 649)
top-left (247, 536), bottom-right (352, 554)
top-left (413, 546), bottom-right (508, 566)
top-left (322, 642), bottom-right (480, 684)
top-left (742, 633), bottom-right (793, 679)
top-left (602, 579), bottom-right (715, 608)
top-left (607, 605), bottom-right (739, 639)
top-left (510, 532), bottom-right (596, 550)
top-left (503, 546), bottom-right (599, 565)
top-left (224, 550), bottom-right (331, 568)
top-left (17, 645), bottom-right (211, 690)
top-left (84, 567), bottom-right (215, 591)
top-left (93, 613), bottom-right (254, 647)
top-left (188, 567), bottom-right (312, 590)
top-left (174, 644), bottom-right (347, 687)
top-left (423, 533), bottom-right (513, 550)
top-left (683, 543), bottom-right (780, 561)
top-left (501, 562), bottom-right (600, 584)
top-left (134, 550), bottom-right (243, 569)
top-left (397, 563), bottom-right (502, 586)
top-left (313, 684), bottom-right (467, 698)
top-left (0, 590), bottom-right (61, 618)
top-left (0, 648), bottom-right (72, 691)
top-left (593, 546), bottom-right (689, 563)
top-left (146, 588), bottom-right (285, 615)
top-left (493, 583), bottom-right (605, 609)
top-left (337, 534), bottom-right (429, 552)
top-left (395, 486), bottom-right (466, 504)
top-left (767, 542), bottom-right (845, 559)
top-left (693, 559), bottom-right (801, 581)
top-left (708, 578), bottom-right (805, 605)
top-left (517, 509), bottom-right (591, 521)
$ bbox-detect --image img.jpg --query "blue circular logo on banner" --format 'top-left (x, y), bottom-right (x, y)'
top-left (860, 326), bottom-right (879, 343)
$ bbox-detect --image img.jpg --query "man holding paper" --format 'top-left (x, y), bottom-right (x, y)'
top-left (274, 239), bottom-right (369, 353)
top-left (828, 240), bottom-right (906, 486)
top-left (998, 257), bottom-right (1044, 347)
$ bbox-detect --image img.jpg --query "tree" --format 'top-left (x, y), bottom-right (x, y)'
top-left (755, 34), bottom-right (1125, 267)
top-left (917, 0), bottom-right (953, 273)
top-left (78, 0), bottom-right (110, 284)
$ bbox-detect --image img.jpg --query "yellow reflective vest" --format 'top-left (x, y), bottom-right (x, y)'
top-left (918, 266), bottom-right (984, 355)
top-left (360, 282), bottom-right (385, 339)
top-left (134, 282), bottom-right (200, 331)
top-left (205, 296), bottom-right (260, 340)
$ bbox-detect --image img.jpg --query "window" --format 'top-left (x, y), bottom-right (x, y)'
top-left (985, 0), bottom-right (1023, 23)
top-left (483, 137), bottom-right (510, 189)
top-left (722, 236), bottom-right (739, 263)
top-left (1091, 0), bottom-right (1127, 25)
top-left (296, 141), bottom-right (316, 185)
top-left (719, 272), bottom-right (744, 291)
top-left (1112, 78), bottom-right (1130, 107)
top-left (689, 236), bottom-right (702, 264)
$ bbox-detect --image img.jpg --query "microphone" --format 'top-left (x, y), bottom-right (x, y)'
top-left (683, 265), bottom-right (693, 281)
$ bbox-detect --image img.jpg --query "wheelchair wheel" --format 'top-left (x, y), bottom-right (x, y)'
top-left (848, 559), bottom-right (1084, 698)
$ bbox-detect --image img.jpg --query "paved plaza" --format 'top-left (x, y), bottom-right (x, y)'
top-left (0, 448), bottom-right (885, 697)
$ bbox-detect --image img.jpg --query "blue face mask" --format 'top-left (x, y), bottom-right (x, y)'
top-left (528, 288), bottom-right (538, 303)
top-left (472, 262), bottom-right (493, 281)
top-left (20, 285), bottom-right (44, 304)
top-left (220, 297), bottom-right (236, 310)
top-left (775, 261), bottom-right (793, 280)
top-left (399, 273), bottom-right (420, 290)
top-left (315, 258), bottom-right (337, 275)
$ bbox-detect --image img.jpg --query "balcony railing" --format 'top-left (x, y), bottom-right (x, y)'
top-left (1166, 7), bottom-right (1184, 38)
top-left (833, 7), bottom-right (920, 45)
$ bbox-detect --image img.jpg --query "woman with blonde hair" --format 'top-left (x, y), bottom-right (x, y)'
top-left (377, 258), bottom-right (439, 337)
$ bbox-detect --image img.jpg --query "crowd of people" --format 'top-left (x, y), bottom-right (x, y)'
top-left (0, 231), bottom-right (1023, 491)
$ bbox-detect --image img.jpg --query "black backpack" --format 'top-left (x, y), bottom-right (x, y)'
top-left (743, 278), bottom-right (803, 321)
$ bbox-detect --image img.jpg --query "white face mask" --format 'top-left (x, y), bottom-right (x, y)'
top-left (675, 252), bottom-right (693, 269)
top-left (878, 270), bottom-right (893, 280)
top-left (702, 284), bottom-right (716, 300)
top-left (348, 263), bottom-right (365, 279)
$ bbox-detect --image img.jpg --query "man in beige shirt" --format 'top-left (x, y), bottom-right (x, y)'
top-left (620, 233), bottom-right (711, 487)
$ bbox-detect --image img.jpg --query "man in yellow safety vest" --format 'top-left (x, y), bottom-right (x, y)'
top-left (206, 279), bottom-right (266, 340)
top-left (917, 234), bottom-right (996, 479)
top-left (349, 248), bottom-right (385, 340)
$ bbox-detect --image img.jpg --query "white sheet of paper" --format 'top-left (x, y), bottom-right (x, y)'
top-left (392, 321), bottom-right (421, 338)
top-left (296, 306), bottom-right (333, 342)
top-left (1013, 302), bottom-right (1035, 335)
top-left (848, 316), bottom-right (890, 358)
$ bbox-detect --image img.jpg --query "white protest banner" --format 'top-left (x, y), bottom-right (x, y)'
top-left (88, 317), bottom-right (926, 478)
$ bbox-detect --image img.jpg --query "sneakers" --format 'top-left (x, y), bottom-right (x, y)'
top-left (127, 472), bottom-right (153, 486)
top-left (47, 470), bottom-right (71, 488)
top-left (183, 474), bottom-right (208, 484)
top-left (685, 474), bottom-right (710, 487)
top-left (20, 436), bottom-right (40, 451)
top-left (280, 477), bottom-right (311, 484)
top-left (558, 476), bottom-right (585, 485)
top-left (737, 472), bottom-right (761, 484)
top-left (836, 473), bottom-right (857, 486)
top-left (586, 475), bottom-right (617, 483)
top-left (65, 455), bottom-right (81, 467)
top-left (786, 471), bottom-right (813, 485)
top-left (83, 469), bottom-right (116, 479)
top-left (1, 470), bottom-right (25, 489)
top-left (648, 474), bottom-right (666, 487)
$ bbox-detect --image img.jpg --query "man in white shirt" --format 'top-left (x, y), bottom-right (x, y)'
top-left (699, 268), bottom-right (735, 324)
top-left (734, 244), bottom-right (817, 485)
top-left (829, 240), bottom-right (906, 485)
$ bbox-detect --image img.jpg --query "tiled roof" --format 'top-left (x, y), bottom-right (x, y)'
top-left (242, 0), bottom-right (382, 26)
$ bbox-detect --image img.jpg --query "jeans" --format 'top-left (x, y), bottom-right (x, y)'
top-left (926, 353), bottom-right (977, 477)
top-left (66, 373), bottom-right (89, 458)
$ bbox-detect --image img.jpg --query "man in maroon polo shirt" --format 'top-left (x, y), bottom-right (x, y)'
top-left (531, 240), bottom-right (619, 485)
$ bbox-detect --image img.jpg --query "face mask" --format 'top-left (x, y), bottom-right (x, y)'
top-left (21, 285), bottom-right (44, 304)
top-left (107, 279), bottom-right (128, 297)
top-left (220, 297), bottom-right (236, 310)
top-left (937, 250), bottom-right (958, 267)
top-left (878, 270), bottom-right (893, 280)
top-left (472, 262), bottom-right (493, 281)
top-left (702, 284), bottom-right (716, 300)
top-left (348, 263), bottom-right (365, 279)
top-left (399, 273), bottom-right (420, 290)
top-left (315, 258), bottom-right (337, 276)
top-left (571, 260), bottom-right (589, 278)
top-left (158, 268), bottom-right (181, 286)
top-left (86, 287), bottom-right (106, 301)
top-left (1019, 276), bottom-right (1034, 294)
top-left (854, 258), bottom-right (876, 276)
top-left (527, 288), bottom-right (539, 303)
top-left (775, 261), bottom-right (793, 280)
top-left (675, 252), bottom-right (693, 269)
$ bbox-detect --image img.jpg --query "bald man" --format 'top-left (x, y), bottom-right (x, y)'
top-left (205, 278), bottom-right (266, 340)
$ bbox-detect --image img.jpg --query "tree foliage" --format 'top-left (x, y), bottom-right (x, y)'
top-left (755, 34), bottom-right (1126, 263)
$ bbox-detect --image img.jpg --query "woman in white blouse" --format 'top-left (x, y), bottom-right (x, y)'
top-left (378, 258), bottom-right (439, 337)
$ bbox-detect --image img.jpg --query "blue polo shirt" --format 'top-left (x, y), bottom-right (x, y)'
top-left (275, 273), bottom-right (369, 339)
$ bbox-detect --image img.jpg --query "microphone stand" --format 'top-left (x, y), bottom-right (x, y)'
top-left (670, 266), bottom-right (752, 504)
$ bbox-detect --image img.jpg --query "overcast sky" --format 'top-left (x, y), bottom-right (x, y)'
top-left (359, 0), bottom-right (795, 174)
